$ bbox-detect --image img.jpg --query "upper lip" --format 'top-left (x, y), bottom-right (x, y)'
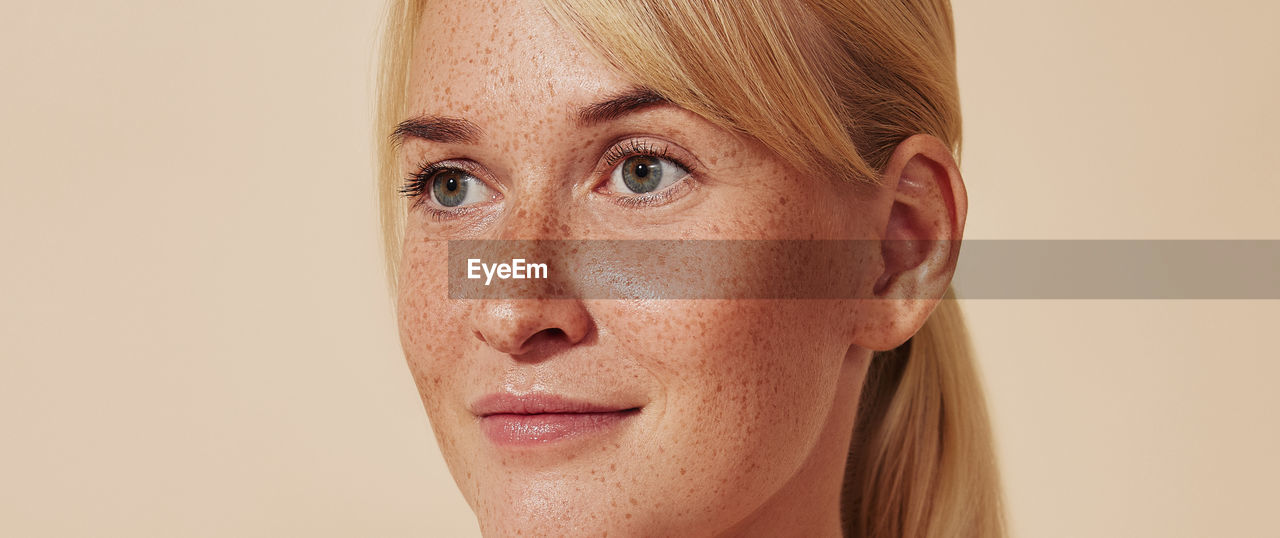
top-left (470, 392), bottom-right (640, 417)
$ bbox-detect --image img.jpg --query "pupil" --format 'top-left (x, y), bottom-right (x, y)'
top-left (634, 163), bottom-right (650, 178)
top-left (445, 177), bottom-right (458, 191)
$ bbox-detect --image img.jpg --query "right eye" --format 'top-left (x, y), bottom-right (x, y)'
top-left (403, 167), bottom-right (496, 209)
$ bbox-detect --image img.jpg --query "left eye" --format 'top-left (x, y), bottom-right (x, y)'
top-left (607, 155), bottom-right (690, 195)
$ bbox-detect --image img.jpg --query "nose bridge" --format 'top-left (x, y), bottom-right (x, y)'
top-left (499, 190), bottom-right (570, 240)
top-left (489, 123), bottom-right (579, 241)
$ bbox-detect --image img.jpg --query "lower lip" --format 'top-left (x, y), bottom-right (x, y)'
top-left (479, 409), bottom-right (639, 447)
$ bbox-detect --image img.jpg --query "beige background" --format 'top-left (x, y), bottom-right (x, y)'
top-left (2, 1), bottom-right (1276, 536)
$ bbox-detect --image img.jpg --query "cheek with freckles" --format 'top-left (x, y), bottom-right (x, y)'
top-left (397, 233), bottom-right (453, 398)
top-left (584, 298), bottom-right (855, 528)
top-left (395, 232), bottom-right (480, 491)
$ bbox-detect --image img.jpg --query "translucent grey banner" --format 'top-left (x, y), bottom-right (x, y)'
top-left (445, 240), bottom-right (1280, 299)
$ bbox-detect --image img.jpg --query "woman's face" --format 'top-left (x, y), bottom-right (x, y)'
top-left (396, 0), bottom-right (890, 535)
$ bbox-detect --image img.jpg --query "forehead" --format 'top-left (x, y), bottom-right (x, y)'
top-left (407, 0), bottom-right (635, 123)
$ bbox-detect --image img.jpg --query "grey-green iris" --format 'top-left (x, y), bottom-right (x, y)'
top-left (432, 170), bottom-right (469, 207)
top-left (621, 155), bottom-right (662, 193)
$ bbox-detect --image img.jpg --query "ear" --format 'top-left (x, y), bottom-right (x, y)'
top-left (851, 134), bottom-right (967, 351)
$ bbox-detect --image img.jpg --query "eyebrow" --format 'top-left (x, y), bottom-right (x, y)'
top-left (392, 86), bottom-right (672, 145)
top-left (576, 87), bottom-right (671, 125)
top-left (391, 116), bottom-right (481, 146)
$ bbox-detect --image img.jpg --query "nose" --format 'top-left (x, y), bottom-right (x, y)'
top-left (472, 299), bottom-right (593, 356)
top-left (467, 168), bottom-right (593, 357)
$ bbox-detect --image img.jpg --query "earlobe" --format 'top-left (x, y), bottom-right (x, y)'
top-left (853, 134), bottom-right (967, 351)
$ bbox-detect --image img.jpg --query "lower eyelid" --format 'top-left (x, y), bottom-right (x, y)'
top-left (609, 173), bottom-right (697, 208)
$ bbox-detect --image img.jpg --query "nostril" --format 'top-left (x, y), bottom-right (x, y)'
top-left (509, 328), bottom-right (576, 362)
top-left (535, 328), bottom-right (567, 341)
top-left (518, 327), bottom-right (567, 351)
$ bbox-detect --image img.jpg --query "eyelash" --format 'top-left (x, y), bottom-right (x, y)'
top-left (398, 164), bottom-right (438, 201)
top-left (399, 138), bottom-right (698, 218)
top-left (601, 139), bottom-right (670, 168)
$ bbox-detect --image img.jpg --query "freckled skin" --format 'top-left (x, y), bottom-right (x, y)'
top-left (396, 1), bottom-right (898, 536)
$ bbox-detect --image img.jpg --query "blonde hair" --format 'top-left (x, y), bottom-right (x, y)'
top-left (374, 1), bottom-right (1004, 536)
